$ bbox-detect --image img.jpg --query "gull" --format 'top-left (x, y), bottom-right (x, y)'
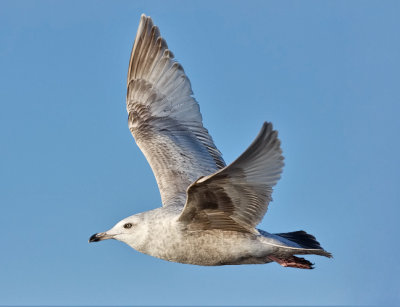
top-left (89, 14), bottom-right (331, 269)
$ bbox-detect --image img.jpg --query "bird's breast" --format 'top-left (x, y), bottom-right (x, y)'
top-left (140, 221), bottom-right (264, 265)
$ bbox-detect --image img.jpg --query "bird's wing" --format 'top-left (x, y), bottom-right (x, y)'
top-left (178, 122), bottom-right (284, 233)
top-left (127, 14), bottom-right (225, 207)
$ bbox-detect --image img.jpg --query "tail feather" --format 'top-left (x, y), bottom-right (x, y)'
top-left (275, 230), bottom-right (332, 258)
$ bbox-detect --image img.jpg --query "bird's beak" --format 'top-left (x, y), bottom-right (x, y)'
top-left (89, 232), bottom-right (114, 243)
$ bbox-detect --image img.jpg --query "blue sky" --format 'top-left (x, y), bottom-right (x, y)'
top-left (1, 0), bottom-right (399, 305)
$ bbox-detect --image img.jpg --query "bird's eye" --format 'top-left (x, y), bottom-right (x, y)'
top-left (123, 223), bottom-right (133, 229)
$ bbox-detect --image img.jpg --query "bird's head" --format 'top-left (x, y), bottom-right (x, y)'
top-left (89, 214), bottom-right (147, 249)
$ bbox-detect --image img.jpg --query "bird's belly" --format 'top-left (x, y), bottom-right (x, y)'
top-left (144, 229), bottom-right (272, 266)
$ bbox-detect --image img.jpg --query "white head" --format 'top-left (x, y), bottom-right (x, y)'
top-left (89, 213), bottom-right (149, 251)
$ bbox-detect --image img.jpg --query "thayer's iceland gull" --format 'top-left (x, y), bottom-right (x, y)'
top-left (89, 14), bottom-right (332, 269)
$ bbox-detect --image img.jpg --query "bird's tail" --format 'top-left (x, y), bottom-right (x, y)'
top-left (264, 230), bottom-right (332, 269)
top-left (275, 230), bottom-right (332, 258)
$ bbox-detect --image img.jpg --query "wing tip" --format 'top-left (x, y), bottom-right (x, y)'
top-left (259, 121), bottom-right (282, 150)
top-left (140, 13), bottom-right (152, 24)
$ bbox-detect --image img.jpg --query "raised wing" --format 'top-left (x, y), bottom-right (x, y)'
top-left (178, 122), bottom-right (284, 233)
top-left (127, 14), bottom-right (225, 207)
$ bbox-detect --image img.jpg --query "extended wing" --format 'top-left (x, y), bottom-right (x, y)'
top-left (127, 15), bottom-right (225, 206)
top-left (178, 122), bottom-right (284, 233)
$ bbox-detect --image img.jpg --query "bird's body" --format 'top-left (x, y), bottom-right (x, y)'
top-left (112, 206), bottom-right (329, 267)
top-left (123, 206), bottom-right (269, 266)
top-left (89, 14), bottom-right (332, 269)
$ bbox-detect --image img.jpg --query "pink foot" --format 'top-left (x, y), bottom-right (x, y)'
top-left (268, 255), bottom-right (313, 269)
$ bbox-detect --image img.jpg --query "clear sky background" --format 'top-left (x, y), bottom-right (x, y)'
top-left (1, 1), bottom-right (399, 306)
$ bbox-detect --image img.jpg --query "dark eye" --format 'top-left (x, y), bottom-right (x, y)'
top-left (123, 223), bottom-right (133, 229)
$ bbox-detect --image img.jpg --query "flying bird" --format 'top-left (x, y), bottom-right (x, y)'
top-left (89, 14), bottom-right (331, 269)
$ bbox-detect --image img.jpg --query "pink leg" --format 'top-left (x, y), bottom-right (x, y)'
top-left (268, 255), bottom-right (313, 269)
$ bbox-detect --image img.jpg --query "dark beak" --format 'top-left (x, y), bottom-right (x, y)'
top-left (89, 232), bottom-right (111, 243)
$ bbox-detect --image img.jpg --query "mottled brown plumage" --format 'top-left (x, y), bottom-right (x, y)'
top-left (89, 14), bottom-right (332, 269)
